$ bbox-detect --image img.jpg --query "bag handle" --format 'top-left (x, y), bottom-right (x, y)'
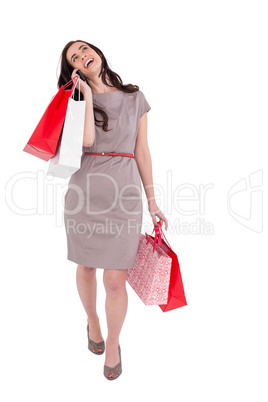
top-left (146, 221), bottom-right (171, 252)
top-left (70, 76), bottom-right (81, 101)
top-left (63, 75), bottom-right (79, 90)
top-left (157, 221), bottom-right (171, 248)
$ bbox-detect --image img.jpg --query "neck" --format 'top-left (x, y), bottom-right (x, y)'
top-left (86, 74), bottom-right (116, 94)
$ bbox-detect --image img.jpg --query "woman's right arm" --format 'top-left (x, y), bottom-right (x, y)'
top-left (71, 70), bottom-right (95, 147)
top-left (83, 89), bottom-right (95, 147)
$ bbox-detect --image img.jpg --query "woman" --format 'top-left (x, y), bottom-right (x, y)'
top-left (58, 39), bottom-right (168, 380)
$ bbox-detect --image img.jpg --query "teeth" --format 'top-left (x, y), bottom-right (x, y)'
top-left (85, 58), bottom-right (94, 68)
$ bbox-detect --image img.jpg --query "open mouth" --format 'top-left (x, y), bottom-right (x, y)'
top-left (85, 58), bottom-right (94, 68)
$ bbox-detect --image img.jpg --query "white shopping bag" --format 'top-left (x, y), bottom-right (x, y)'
top-left (46, 79), bottom-right (86, 179)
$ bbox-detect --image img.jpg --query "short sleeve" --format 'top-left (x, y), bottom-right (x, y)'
top-left (139, 90), bottom-right (151, 118)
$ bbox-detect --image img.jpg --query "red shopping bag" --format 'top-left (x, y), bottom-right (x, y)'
top-left (147, 221), bottom-right (187, 312)
top-left (23, 76), bottom-right (78, 161)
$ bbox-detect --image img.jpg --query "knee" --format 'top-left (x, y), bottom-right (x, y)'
top-left (77, 264), bottom-right (96, 274)
top-left (103, 270), bottom-right (127, 294)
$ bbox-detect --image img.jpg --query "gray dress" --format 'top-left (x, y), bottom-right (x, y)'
top-left (64, 89), bottom-right (151, 269)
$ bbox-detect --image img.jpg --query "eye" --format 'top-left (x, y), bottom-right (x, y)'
top-left (73, 47), bottom-right (87, 62)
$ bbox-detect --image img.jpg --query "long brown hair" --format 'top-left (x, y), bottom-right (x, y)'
top-left (57, 40), bottom-right (139, 132)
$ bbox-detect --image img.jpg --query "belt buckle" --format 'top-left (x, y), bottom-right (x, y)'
top-left (102, 151), bottom-right (114, 155)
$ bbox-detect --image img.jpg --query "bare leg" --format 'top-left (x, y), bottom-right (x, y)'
top-left (103, 269), bottom-right (128, 367)
top-left (76, 265), bottom-right (104, 344)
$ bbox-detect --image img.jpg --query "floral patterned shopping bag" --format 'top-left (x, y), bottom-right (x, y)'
top-left (127, 221), bottom-right (187, 312)
top-left (127, 228), bottom-right (172, 306)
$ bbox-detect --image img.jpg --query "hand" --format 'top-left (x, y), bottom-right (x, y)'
top-left (71, 69), bottom-right (92, 97)
top-left (148, 201), bottom-right (169, 230)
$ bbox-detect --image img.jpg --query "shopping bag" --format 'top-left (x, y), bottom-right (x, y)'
top-left (46, 78), bottom-right (86, 179)
top-left (146, 221), bottom-right (187, 312)
top-left (23, 76), bottom-right (78, 161)
top-left (127, 229), bottom-right (172, 305)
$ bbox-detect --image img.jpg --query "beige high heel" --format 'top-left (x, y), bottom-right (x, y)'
top-left (103, 345), bottom-right (122, 380)
top-left (87, 323), bottom-right (105, 355)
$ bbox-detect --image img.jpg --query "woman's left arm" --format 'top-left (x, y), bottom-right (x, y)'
top-left (134, 113), bottom-right (169, 230)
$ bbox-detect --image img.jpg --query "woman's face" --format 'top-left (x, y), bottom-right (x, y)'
top-left (66, 42), bottom-right (101, 76)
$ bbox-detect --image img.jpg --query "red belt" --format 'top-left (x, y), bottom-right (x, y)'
top-left (83, 152), bottom-right (134, 158)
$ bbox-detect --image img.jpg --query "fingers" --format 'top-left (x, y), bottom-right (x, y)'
top-left (158, 213), bottom-right (168, 230)
top-left (163, 217), bottom-right (168, 230)
top-left (158, 218), bottom-right (168, 230)
top-left (71, 68), bottom-right (78, 77)
top-left (71, 68), bottom-right (80, 82)
top-left (156, 212), bottom-right (168, 231)
top-left (150, 212), bottom-right (158, 227)
top-left (150, 211), bottom-right (168, 230)
top-left (149, 205), bottom-right (169, 230)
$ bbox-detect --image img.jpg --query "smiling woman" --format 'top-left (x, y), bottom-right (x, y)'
top-left (56, 38), bottom-right (168, 381)
top-left (58, 40), bottom-right (141, 132)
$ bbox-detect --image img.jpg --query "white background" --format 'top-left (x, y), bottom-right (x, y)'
top-left (1, 0), bottom-right (267, 400)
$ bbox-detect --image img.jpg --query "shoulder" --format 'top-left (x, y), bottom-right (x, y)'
top-left (123, 90), bottom-right (151, 116)
top-left (135, 89), bottom-right (145, 99)
top-left (123, 89), bottom-right (144, 98)
top-left (124, 90), bottom-right (148, 106)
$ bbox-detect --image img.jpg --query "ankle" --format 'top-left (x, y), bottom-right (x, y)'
top-left (87, 316), bottom-right (100, 325)
top-left (106, 337), bottom-right (119, 346)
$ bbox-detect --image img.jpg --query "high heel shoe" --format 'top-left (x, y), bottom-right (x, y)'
top-left (103, 344), bottom-right (122, 380)
top-left (87, 323), bottom-right (105, 355)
